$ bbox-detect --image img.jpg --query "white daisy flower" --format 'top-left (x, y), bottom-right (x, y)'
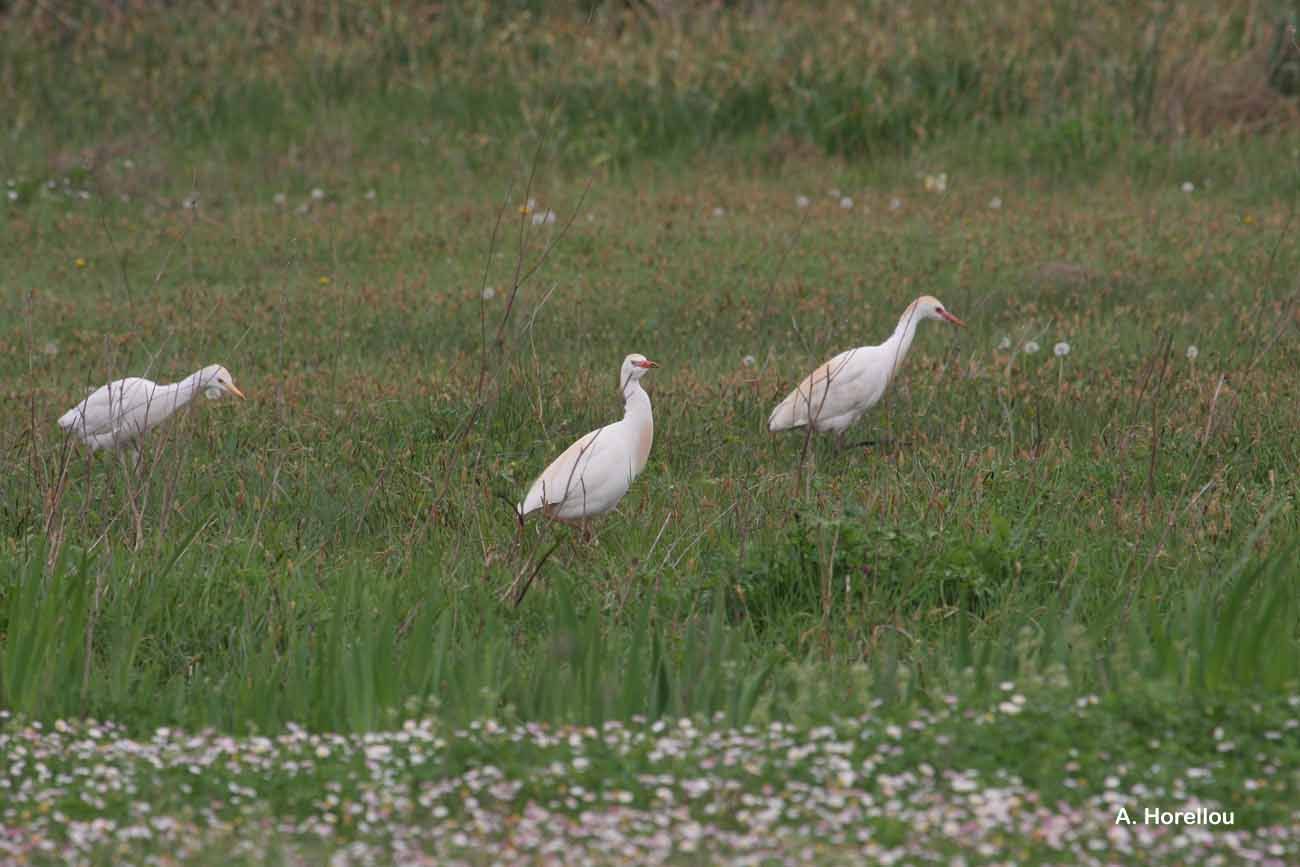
top-left (1024, 340), bottom-right (1040, 354)
top-left (481, 286), bottom-right (496, 301)
top-left (742, 355), bottom-right (756, 367)
top-left (1054, 341), bottom-right (1070, 357)
top-left (997, 336), bottom-right (1011, 350)
top-left (839, 196), bottom-right (853, 210)
top-left (1181, 181), bottom-right (1195, 193)
top-left (924, 172), bottom-right (948, 193)
top-left (311, 187), bottom-right (325, 200)
top-left (1186, 345), bottom-right (1199, 361)
top-left (989, 196), bottom-right (1002, 209)
top-left (273, 193), bottom-right (287, 206)
top-left (364, 189), bottom-right (377, 200)
top-left (795, 195), bottom-right (810, 209)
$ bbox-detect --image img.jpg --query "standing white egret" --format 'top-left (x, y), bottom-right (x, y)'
top-left (768, 295), bottom-right (964, 444)
top-left (58, 364), bottom-right (246, 458)
top-left (518, 353), bottom-right (659, 531)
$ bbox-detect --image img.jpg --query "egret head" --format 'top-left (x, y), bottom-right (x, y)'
top-left (619, 353), bottom-right (659, 395)
top-left (198, 364), bottom-right (246, 401)
top-left (913, 295), bottom-right (966, 327)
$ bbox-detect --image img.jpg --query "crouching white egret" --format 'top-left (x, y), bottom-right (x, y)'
top-left (58, 364), bottom-right (246, 457)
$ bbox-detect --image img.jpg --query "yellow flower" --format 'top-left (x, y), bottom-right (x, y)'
top-left (74, 257), bottom-right (87, 269)
top-left (1243, 214), bottom-right (1256, 225)
top-left (319, 276), bottom-right (331, 286)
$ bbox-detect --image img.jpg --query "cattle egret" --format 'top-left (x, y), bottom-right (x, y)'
top-left (58, 364), bottom-right (245, 457)
top-left (518, 354), bottom-right (658, 531)
top-left (768, 295), bottom-right (964, 443)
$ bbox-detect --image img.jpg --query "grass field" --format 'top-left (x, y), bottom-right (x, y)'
top-left (2, 2), bottom-right (1299, 863)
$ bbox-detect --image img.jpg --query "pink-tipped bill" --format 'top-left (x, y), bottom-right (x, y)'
top-left (637, 359), bottom-right (660, 368)
top-left (939, 310), bottom-right (967, 327)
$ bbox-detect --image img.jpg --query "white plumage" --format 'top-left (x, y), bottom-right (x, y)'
top-left (769, 295), bottom-right (964, 439)
top-left (58, 364), bottom-right (245, 452)
top-left (518, 353), bottom-right (658, 526)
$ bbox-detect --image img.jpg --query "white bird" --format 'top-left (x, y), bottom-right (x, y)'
top-left (518, 353), bottom-right (659, 530)
top-left (58, 364), bottom-right (246, 456)
top-left (768, 295), bottom-right (964, 443)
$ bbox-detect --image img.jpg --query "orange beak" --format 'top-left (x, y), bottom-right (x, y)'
top-left (227, 383), bottom-right (247, 400)
top-left (939, 310), bottom-right (966, 327)
top-left (637, 360), bottom-right (660, 368)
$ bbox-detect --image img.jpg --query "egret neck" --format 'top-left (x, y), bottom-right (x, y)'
top-left (621, 375), bottom-right (654, 476)
top-left (883, 302), bottom-right (926, 379)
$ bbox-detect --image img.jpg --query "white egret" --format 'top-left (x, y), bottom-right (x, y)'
top-left (58, 364), bottom-right (246, 457)
top-left (768, 295), bottom-right (964, 444)
top-left (518, 354), bottom-right (658, 531)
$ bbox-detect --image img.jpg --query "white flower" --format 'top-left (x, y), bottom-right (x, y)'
top-left (742, 354), bottom-right (756, 367)
top-left (311, 187), bottom-right (325, 200)
top-left (6, 190), bottom-right (16, 202)
top-left (182, 193), bottom-right (199, 210)
top-left (481, 286), bottom-right (496, 300)
top-left (924, 172), bottom-right (948, 193)
top-left (43, 340), bottom-right (59, 356)
top-left (712, 207), bottom-right (726, 217)
top-left (795, 195), bottom-right (810, 209)
top-left (889, 197), bottom-right (902, 210)
top-left (1024, 340), bottom-right (1040, 354)
top-left (364, 189), bottom-right (377, 200)
top-left (1054, 341), bottom-right (1070, 357)
top-left (839, 196), bottom-right (853, 210)
top-left (273, 193), bottom-right (287, 206)
top-left (1186, 345), bottom-right (1199, 360)
top-left (997, 336), bottom-right (1011, 350)
top-left (122, 159), bottom-right (135, 170)
top-left (829, 188), bottom-right (841, 198)
top-left (989, 196), bottom-right (1002, 209)
top-left (1181, 181), bottom-right (1195, 193)
top-left (531, 209), bottom-right (557, 225)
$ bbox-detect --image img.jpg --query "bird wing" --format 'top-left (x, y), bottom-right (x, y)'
top-left (519, 421), bottom-right (635, 518)
top-left (58, 378), bottom-right (155, 436)
top-left (768, 347), bottom-right (883, 431)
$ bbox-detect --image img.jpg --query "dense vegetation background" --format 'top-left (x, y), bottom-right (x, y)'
top-left (0, 2), bottom-right (1298, 860)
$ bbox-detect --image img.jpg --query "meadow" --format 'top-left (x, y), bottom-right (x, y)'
top-left (2, 1), bottom-right (1299, 863)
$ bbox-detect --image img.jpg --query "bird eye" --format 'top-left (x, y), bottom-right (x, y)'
top-left (936, 307), bottom-right (944, 314)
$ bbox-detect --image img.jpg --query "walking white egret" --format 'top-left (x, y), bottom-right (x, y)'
top-left (768, 296), bottom-right (964, 444)
top-left (518, 354), bottom-right (658, 531)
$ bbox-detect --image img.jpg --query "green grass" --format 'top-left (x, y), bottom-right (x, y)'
top-left (1, 1), bottom-right (1299, 861)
